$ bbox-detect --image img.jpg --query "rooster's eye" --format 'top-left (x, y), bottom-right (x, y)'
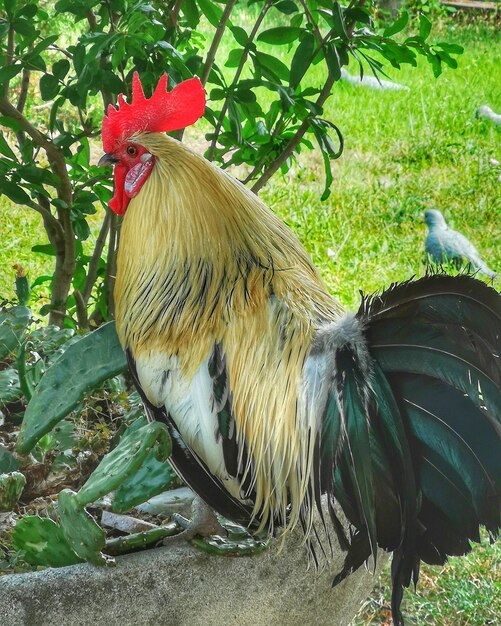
top-left (126, 145), bottom-right (138, 157)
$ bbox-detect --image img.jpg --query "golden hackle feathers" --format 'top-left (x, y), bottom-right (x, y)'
top-left (115, 132), bottom-right (343, 532)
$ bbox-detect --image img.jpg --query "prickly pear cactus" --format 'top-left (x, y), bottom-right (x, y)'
top-left (112, 448), bottom-right (176, 513)
top-left (0, 368), bottom-right (22, 407)
top-left (0, 446), bottom-right (20, 474)
top-left (58, 489), bottom-right (110, 566)
top-left (12, 516), bottom-right (83, 567)
top-left (0, 471), bottom-right (26, 511)
top-left (13, 264), bottom-right (30, 306)
top-left (17, 322), bottom-right (127, 453)
top-left (0, 306), bottom-right (30, 360)
top-left (77, 422), bottom-right (171, 506)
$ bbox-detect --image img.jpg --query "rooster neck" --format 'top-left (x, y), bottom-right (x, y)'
top-left (115, 134), bottom-right (340, 371)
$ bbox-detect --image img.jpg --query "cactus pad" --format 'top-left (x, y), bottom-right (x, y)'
top-left (76, 422), bottom-right (171, 506)
top-left (0, 306), bottom-right (30, 360)
top-left (12, 516), bottom-right (83, 567)
top-left (58, 489), bottom-right (111, 566)
top-left (0, 446), bottom-right (20, 473)
top-left (112, 449), bottom-right (176, 513)
top-left (0, 471), bottom-right (26, 511)
top-left (17, 322), bottom-right (127, 453)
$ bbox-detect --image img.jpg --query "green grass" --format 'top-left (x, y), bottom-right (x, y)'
top-left (352, 531), bottom-right (501, 626)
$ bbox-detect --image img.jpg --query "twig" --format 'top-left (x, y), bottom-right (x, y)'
top-left (207, 0), bottom-right (273, 162)
top-left (73, 289), bottom-right (89, 329)
top-left (168, 0), bottom-right (184, 29)
top-left (105, 214), bottom-right (120, 318)
top-left (16, 68), bottom-right (31, 114)
top-left (25, 198), bottom-right (64, 238)
top-left (200, 0), bottom-right (237, 86)
top-left (48, 44), bottom-right (72, 59)
top-left (82, 210), bottom-right (111, 304)
top-left (3, 25), bottom-right (14, 98)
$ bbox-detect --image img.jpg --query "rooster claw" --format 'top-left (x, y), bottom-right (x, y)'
top-left (163, 497), bottom-right (226, 544)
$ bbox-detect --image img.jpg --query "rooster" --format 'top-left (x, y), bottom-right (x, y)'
top-left (99, 73), bottom-right (501, 625)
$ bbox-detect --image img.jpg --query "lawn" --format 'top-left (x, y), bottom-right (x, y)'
top-left (1, 11), bottom-right (499, 625)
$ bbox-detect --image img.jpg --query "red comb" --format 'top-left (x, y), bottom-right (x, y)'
top-left (102, 72), bottom-right (206, 153)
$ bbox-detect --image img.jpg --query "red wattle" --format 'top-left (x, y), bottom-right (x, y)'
top-left (109, 164), bottom-right (129, 215)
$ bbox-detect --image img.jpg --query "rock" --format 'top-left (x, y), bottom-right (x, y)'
top-left (0, 522), bottom-right (386, 626)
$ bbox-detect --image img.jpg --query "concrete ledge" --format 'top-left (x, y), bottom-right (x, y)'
top-left (0, 528), bottom-right (385, 626)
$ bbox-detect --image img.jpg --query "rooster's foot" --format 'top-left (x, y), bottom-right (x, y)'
top-left (163, 497), bottom-right (225, 545)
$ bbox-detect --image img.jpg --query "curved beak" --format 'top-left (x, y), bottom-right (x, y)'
top-left (98, 153), bottom-right (119, 167)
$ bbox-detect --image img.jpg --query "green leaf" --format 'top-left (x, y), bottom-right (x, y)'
top-left (0, 64), bottom-right (23, 84)
top-left (12, 17), bottom-right (36, 38)
top-left (28, 34), bottom-right (58, 58)
top-left (0, 133), bottom-right (17, 160)
top-left (40, 74), bottom-right (60, 101)
top-left (52, 59), bottom-right (70, 81)
top-left (437, 42), bottom-right (464, 55)
top-left (258, 27), bottom-right (302, 45)
top-left (383, 11), bottom-right (409, 38)
top-left (16, 3), bottom-right (37, 19)
top-left (32, 243), bottom-right (56, 256)
top-left (290, 33), bottom-right (315, 89)
top-left (254, 51), bottom-right (290, 82)
top-left (273, 1), bottom-right (298, 14)
top-left (197, 0), bottom-right (222, 27)
top-left (332, 2), bottom-right (349, 41)
top-left (230, 25), bottom-right (248, 47)
top-left (1, 180), bottom-right (31, 205)
top-left (181, 0), bottom-right (200, 27)
top-left (325, 42), bottom-right (342, 82)
top-left (419, 14), bottom-right (431, 40)
top-left (436, 49), bottom-right (458, 69)
top-left (0, 116), bottom-right (22, 132)
top-left (73, 218), bottom-right (90, 241)
top-left (225, 48), bottom-right (244, 68)
top-left (310, 119), bottom-right (344, 200)
top-left (16, 322), bottom-right (127, 454)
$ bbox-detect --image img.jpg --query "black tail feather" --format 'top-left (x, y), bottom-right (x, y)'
top-left (326, 274), bottom-right (501, 625)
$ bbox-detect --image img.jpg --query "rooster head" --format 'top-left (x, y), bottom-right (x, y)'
top-left (99, 72), bottom-right (206, 215)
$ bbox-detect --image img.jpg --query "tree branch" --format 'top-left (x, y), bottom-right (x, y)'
top-left (17, 68), bottom-right (31, 114)
top-left (73, 289), bottom-right (89, 329)
top-left (25, 197), bottom-right (64, 238)
top-left (0, 97), bottom-right (73, 206)
top-left (3, 25), bottom-right (15, 98)
top-left (82, 210), bottom-right (111, 304)
top-left (168, 0), bottom-right (184, 29)
top-left (105, 214), bottom-right (120, 318)
top-left (200, 0), bottom-right (237, 86)
top-left (251, 75), bottom-right (335, 195)
top-left (207, 0), bottom-right (272, 162)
